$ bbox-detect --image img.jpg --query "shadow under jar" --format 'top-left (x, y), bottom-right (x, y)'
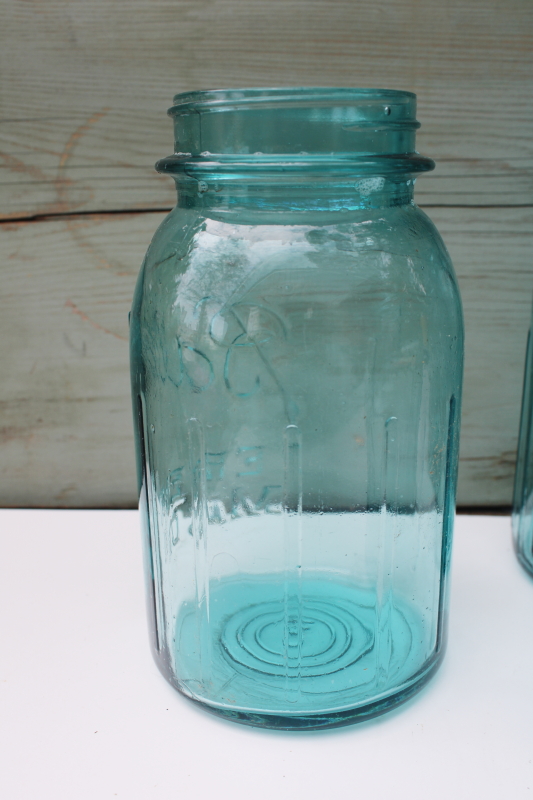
top-left (130, 88), bottom-right (464, 730)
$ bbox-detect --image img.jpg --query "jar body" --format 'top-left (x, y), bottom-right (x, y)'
top-left (513, 303), bottom-right (533, 575)
top-left (130, 89), bottom-right (464, 729)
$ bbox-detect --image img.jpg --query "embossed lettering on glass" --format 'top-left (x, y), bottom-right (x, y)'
top-left (130, 88), bottom-right (464, 729)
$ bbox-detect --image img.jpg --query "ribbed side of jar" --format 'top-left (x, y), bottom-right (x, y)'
top-left (130, 198), bottom-right (463, 728)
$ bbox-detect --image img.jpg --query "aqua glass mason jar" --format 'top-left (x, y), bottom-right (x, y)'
top-left (130, 88), bottom-right (464, 730)
top-left (513, 299), bottom-right (533, 576)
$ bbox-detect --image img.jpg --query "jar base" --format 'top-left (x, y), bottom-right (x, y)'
top-left (515, 548), bottom-right (533, 578)
top-left (162, 574), bottom-right (445, 730)
top-left (178, 655), bottom-right (442, 730)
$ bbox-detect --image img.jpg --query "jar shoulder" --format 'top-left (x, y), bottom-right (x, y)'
top-left (143, 203), bottom-right (452, 265)
top-left (136, 204), bottom-right (461, 322)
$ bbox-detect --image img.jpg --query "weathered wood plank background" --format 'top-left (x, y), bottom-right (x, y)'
top-left (1, 0), bottom-right (532, 507)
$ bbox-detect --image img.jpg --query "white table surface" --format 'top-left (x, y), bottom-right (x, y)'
top-left (1, 510), bottom-right (532, 800)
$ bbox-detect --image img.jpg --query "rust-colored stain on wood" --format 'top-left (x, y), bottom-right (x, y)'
top-left (64, 298), bottom-right (128, 341)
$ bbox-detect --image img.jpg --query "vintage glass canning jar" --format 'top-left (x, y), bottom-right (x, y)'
top-left (513, 299), bottom-right (533, 576)
top-left (130, 88), bottom-right (464, 729)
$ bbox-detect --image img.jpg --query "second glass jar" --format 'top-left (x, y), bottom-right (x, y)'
top-left (513, 298), bottom-right (533, 575)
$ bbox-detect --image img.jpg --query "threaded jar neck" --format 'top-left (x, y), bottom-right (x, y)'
top-left (156, 88), bottom-right (434, 213)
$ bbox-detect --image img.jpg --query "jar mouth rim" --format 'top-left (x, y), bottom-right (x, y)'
top-left (169, 87), bottom-right (417, 116)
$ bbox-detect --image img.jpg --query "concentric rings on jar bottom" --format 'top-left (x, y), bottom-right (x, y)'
top-left (176, 579), bottom-right (423, 711)
top-left (220, 596), bottom-right (374, 678)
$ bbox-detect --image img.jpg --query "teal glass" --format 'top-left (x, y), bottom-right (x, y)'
top-left (513, 299), bottom-right (533, 576)
top-left (130, 88), bottom-right (464, 730)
